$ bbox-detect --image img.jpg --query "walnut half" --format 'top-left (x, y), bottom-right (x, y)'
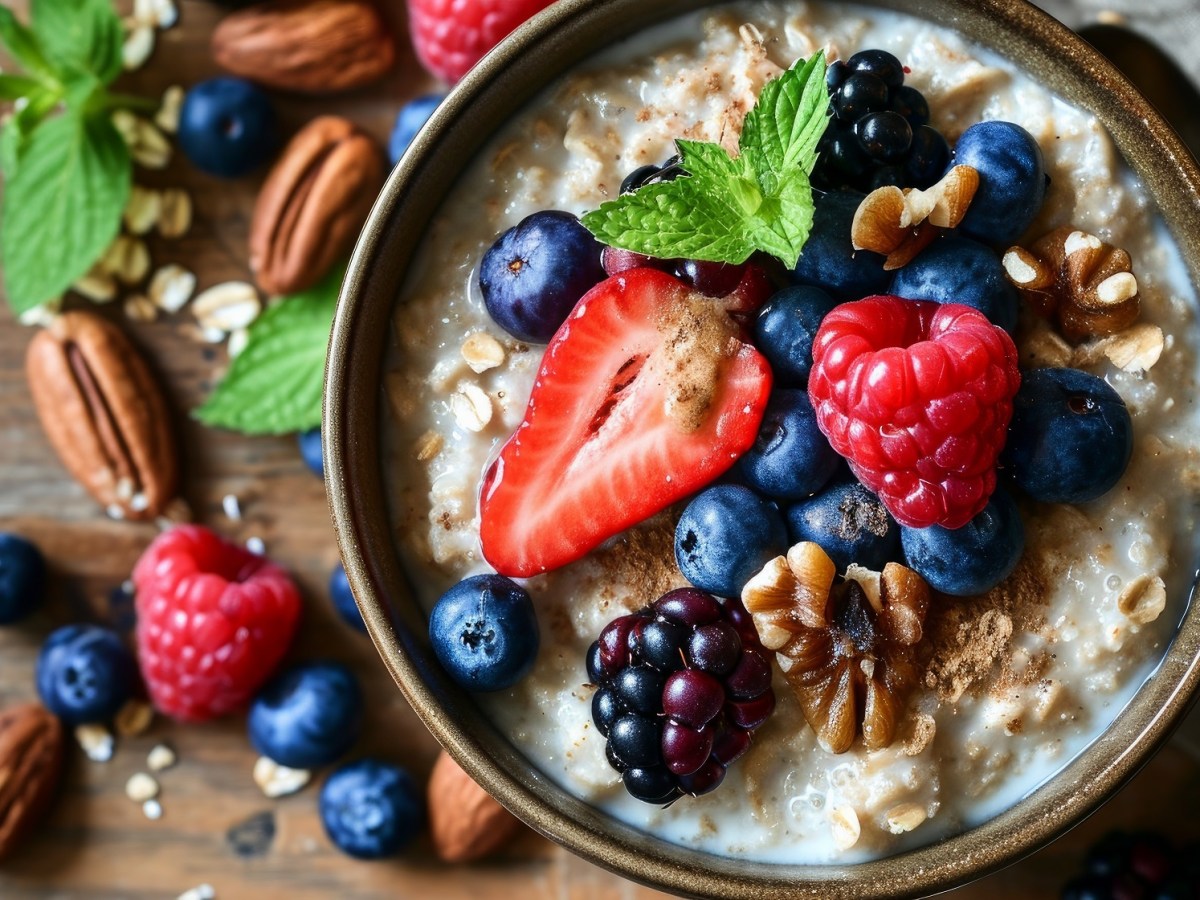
top-left (742, 543), bottom-right (930, 753)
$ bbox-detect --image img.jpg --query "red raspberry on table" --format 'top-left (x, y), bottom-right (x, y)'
top-left (133, 525), bottom-right (301, 721)
top-left (406, 0), bottom-right (557, 83)
top-left (808, 296), bottom-right (1020, 530)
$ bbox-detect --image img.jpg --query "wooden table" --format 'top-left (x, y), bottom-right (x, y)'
top-left (1, 2), bottom-right (1197, 897)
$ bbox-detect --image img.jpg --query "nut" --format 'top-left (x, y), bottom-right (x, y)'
top-left (0, 703), bottom-right (64, 860)
top-left (115, 699), bottom-right (154, 736)
top-left (1075, 322), bottom-right (1165, 374)
top-left (75, 724), bottom-right (114, 762)
top-left (192, 281), bottom-right (262, 332)
top-left (26, 311), bottom-right (179, 520)
top-left (148, 264), bottom-right (197, 313)
top-left (252, 756), bottom-right (310, 798)
top-left (124, 186), bottom-right (162, 235)
top-left (428, 750), bottom-right (521, 863)
top-left (122, 23), bottom-right (155, 70)
top-left (249, 116), bottom-right (385, 295)
top-left (852, 165), bottom-right (979, 269)
top-left (103, 235), bottom-right (151, 285)
top-left (125, 772), bottom-right (160, 803)
top-left (1117, 574), bottom-right (1167, 625)
top-left (461, 332), bottom-right (506, 373)
top-left (1003, 226), bottom-right (1141, 342)
top-left (155, 85), bottom-right (184, 134)
top-left (211, 0), bottom-right (396, 94)
top-left (147, 744), bottom-right (177, 772)
top-left (158, 188), bottom-right (193, 239)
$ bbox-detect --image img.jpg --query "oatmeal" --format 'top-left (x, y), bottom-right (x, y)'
top-left (382, 0), bottom-right (1200, 864)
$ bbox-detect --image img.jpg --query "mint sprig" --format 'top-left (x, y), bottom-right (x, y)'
top-left (581, 52), bottom-right (831, 269)
top-left (0, 0), bottom-right (143, 315)
top-left (195, 266), bottom-right (347, 435)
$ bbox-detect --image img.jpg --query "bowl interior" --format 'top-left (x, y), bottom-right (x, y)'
top-left (325, 1), bottom-right (1200, 896)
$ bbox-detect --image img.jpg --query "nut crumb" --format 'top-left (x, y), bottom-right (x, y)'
top-left (148, 744), bottom-right (177, 772)
top-left (143, 798), bottom-right (164, 820)
top-left (115, 699), bottom-right (154, 737)
top-left (415, 430), bottom-right (445, 462)
top-left (76, 724), bottom-right (114, 762)
top-left (126, 772), bottom-right (161, 803)
top-left (253, 756), bottom-right (311, 798)
top-left (1117, 574), bottom-right (1166, 625)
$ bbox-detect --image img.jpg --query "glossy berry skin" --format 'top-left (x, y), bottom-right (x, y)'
top-left (248, 661), bottom-right (363, 769)
top-left (846, 49), bottom-right (905, 89)
top-left (856, 111), bottom-right (912, 162)
top-left (479, 210), bottom-right (606, 343)
top-left (792, 191), bottom-right (890, 300)
top-left (808, 296), bottom-right (1021, 529)
top-left (675, 485), bottom-right (788, 598)
top-left (388, 93), bottom-right (444, 165)
top-left (786, 480), bottom-right (900, 572)
top-left (429, 575), bottom-right (539, 691)
top-left (329, 561), bottom-right (366, 632)
top-left (889, 235), bottom-right (1020, 334)
top-left (0, 532), bottom-right (45, 624)
top-left (953, 121), bottom-right (1047, 245)
top-left (752, 285), bottom-right (838, 387)
top-left (178, 77), bottom-right (277, 178)
top-left (1003, 367), bottom-right (1133, 504)
top-left (737, 389), bottom-right (841, 500)
top-left (407, 0), bottom-right (556, 83)
top-left (905, 125), bottom-right (951, 188)
top-left (133, 525), bottom-right (302, 721)
top-left (901, 488), bottom-right (1024, 596)
top-left (36, 625), bottom-right (136, 725)
top-left (320, 759), bottom-right (423, 859)
top-left (297, 428), bottom-right (323, 478)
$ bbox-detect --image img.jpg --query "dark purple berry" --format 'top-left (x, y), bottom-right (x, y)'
top-left (867, 164), bottom-right (906, 190)
top-left (1129, 833), bottom-right (1174, 885)
top-left (724, 597), bottom-right (760, 646)
top-left (726, 649), bottom-right (772, 700)
top-left (847, 49), bottom-right (905, 89)
top-left (675, 259), bottom-right (744, 297)
top-left (597, 614), bottom-right (639, 674)
top-left (711, 726), bottom-right (751, 765)
top-left (639, 619), bottom-right (689, 671)
top-left (1063, 874), bottom-right (1118, 900)
top-left (727, 691), bottom-right (776, 730)
top-left (620, 164), bottom-right (662, 195)
top-left (609, 715), bottom-right (660, 769)
top-left (824, 126), bottom-right (872, 180)
top-left (602, 245), bottom-right (666, 277)
top-left (826, 59), bottom-right (850, 92)
top-left (623, 766), bottom-right (679, 804)
top-left (614, 666), bottom-right (664, 715)
top-left (835, 73), bottom-right (889, 121)
top-left (661, 720), bottom-right (714, 776)
top-left (586, 640), bottom-right (604, 684)
top-left (662, 669), bottom-right (725, 728)
top-left (654, 588), bottom-right (722, 627)
top-left (890, 85), bottom-right (930, 127)
top-left (904, 125), bottom-right (952, 189)
top-left (591, 687), bottom-right (621, 737)
top-left (606, 740), bottom-right (628, 773)
top-left (856, 111), bottom-right (912, 162)
top-left (679, 760), bottom-right (726, 797)
top-left (687, 622), bottom-right (741, 675)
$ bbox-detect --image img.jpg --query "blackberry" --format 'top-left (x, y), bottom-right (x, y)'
top-left (619, 154), bottom-right (683, 194)
top-left (1060, 830), bottom-right (1200, 900)
top-left (586, 587), bottom-right (776, 804)
top-left (812, 48), bottom-right (950, 192)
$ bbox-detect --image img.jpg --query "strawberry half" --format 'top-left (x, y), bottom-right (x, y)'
top-left (479, 268), bottom-right (772, 578)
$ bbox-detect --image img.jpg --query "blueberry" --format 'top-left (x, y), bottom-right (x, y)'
top-left (36, 624), bottom-right (136, 724)
top-left (178, 77), bottom-right (277, 178)
top-left (846, 49), bottom-right (906, 90)
top-left (817, 126), bottom-right (873, 187)
top-left (834, 73), bottom-right (889, 121)
top-left (889, 235), bottom-right (1020, 333)
top-left (904, 125), bottom-right (952, 189)
top-left (952, 121), bottom-right (1047, 245)
top-left (479, 210), bottom-right (606, 343)
top-left (856, 111), bottom-right (912, 162)
top-left (786, 480), bottom-right (900, 571)
top-left (248, 661), bottom-right (363, 769)
top-left (329, 561), bottom-right (366, 632)
top-left (792, 191), bottom-right (890, 300)
top-left (737, 389), bottom-right (840, 500)
top-left (675, 485), bottom-right (788, 598)
top-left (388, 93), bottom-right (444, 166)
top-left (429, 574), bottom-right (539, 691)
top-left (752, 285), bottom-right (838, 387)
top-left (890, 85), bottom-right (930, 127)
top-left (297, 428), bottom-right (323, 478)
top-left (901, 488), bottom-right (1025, 596)
top-left (0, 532), bottom-right (45, 624)
top-left (1003, 367), bottom-right (1133, 504)
top-left (320, 759), bottom-right (423, 859)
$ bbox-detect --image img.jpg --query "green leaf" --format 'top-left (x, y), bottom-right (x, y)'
top-left (0, 120), bottom-right (18, 179)
top-left (747, 169), bottom-right (815, 268)
top-left (740, 53), bottom-right (830, 178)
top-left (195, 266), bottom-right (347, 435)
top-left (30, 0), bottom-right (123, 85)
top-left (675, 139), bottom-right (740, 183)
top-left (1, 111), bottom-right (130, 313)
top-left (0, 6), bottom-right (58, 82)
top-left (0, 73), bottom-right (43, 100)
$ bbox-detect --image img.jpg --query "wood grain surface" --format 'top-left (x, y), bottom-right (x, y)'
top-left (1, 2), bottom-right (1197, 898)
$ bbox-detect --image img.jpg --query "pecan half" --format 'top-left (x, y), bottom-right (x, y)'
top-left (26, 311), bottom-right (178, 520)
top-left (211, 0), bottom-right (395, 95)
top-left (0, 703), bottom-right (64, 860)
top-left (249, 116), bottom-right (386, 296)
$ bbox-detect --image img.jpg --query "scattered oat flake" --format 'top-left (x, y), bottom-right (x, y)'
top-left (885, 802), bottom-right (927, 834)
top-left (115, 699), bottom-right (154, 736)
top-left (126, 772), bottom-right (161, 803)
top-left (122, 23), bottom-right (154, 70)
top-left (415, 430), bottom-right (444, 462)
top-left (76, 724), bottom-right (115, 762)
top-left (149, 264), bottom-right (197, 313)
top-left (158, 188), bottom-right (193, 239)
top-left (227, 328), bottom-right (249, 358)
top-left (156, 85), bottom-right (185, 134)
top-left (828, 805), bottom-right (861, 850)
top-left (461, 332), bottom-right (505, 373)
top-left (124, 294), bottom-right (158, 322)
top-left (177, 886), bottom-right (215, 900)
top-left (148, 743), bottom-right (177, 772)
top-left (73, 269), bottom-right (118, 303)
top-left (222, 494), bottom-right (243, 521)
top-left (143, 798), bottom-right (164, 820)
top-left (246, 536), bottom-right (265, 556)
top-left (192, 281), bottom-right (262, 332)
top-left (253, 756), bottom-right (311, 798)
top-left (450, 383), bottom-right (493, 432)
top-left (125, 185), bottom-right (162, 234)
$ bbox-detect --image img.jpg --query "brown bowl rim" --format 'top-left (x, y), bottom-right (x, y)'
top-left (325, 1), bottom-right (1200, 897)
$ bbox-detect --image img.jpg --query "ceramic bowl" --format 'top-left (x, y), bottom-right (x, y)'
top-left (325, 1), bottom-right (1200, 896)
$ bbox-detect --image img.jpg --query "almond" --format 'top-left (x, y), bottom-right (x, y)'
top-left (0, 703), bottom-right (64, 860)
top-left (211, 0), bottom-right (395, 95)
top-left (427, 750), bottom-right (521, 863)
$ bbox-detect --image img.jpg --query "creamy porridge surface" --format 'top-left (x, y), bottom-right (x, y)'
top-left (382, 1), bottom-right (1200, 863)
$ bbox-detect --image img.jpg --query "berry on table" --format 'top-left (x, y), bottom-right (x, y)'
top-left (952, 120), bottom-right (1047, 245)
top-left (785, 479), bottom-right (900, 572)
top-left (736, 389), bottom-right (841, 500)
top-left (792, 191), bottom-right (891, 300)
top-left (297, 428), bottom-right (323, 478)
top-left (388, 93), bottom-right (444, 166)
top-left (248, 661), bottom-right (363, 769)
top-left (329, 561), bottom-right (366, 631)
top-left (407, 0), bottom-right (557, 83)
top-left (1061, 830), bottom-right (1198, 900)
top-left (133, 525), bottom-right (302, 721)
top-left (752, 285), bottom-right (838, 387)
top-left (478, 210), bottom-right (606, 343)
top-left (320, 759), bottom-right (423, 859)
top-left (177, 77), bottom-right (277, 178)
top-left (675, 484), bottom-right (788, 598)
top-left (36, 625), bottom-right (137, 725)
top-left (0, 532), bottom-right (46, 624)
top-left (889, 235), bottom-right (1020, 334)
top-left (429, 574), bottom-right (539, 691)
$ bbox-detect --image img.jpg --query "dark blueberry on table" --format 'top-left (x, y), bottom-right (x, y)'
top-left (890, 84), bottom-right (930, 127)
top-left (36, 624), bottom-right (136, 724)
top-left (248, 661), bottom-right (363, 769)
top-left (847, 49), bottom-right (906, 89)
top-left (479, 210), bottom-right (606, 343)
top-left (674, 259), bottom-right (745, 297)
top-left (320, 759), bottom-right (423, 859)
top-left (952, 120), bottom-right (1047, 245)
top-left (0, 532), bottom-right (45, 624)
top-left (328, 561), bottom-right (366, 632)
top-left (855, 110), bottom-right (912, 162)
top-left (792, 191), bottom-right (890, 301)
top-left (1062, 874), bottom-right (1124, 900)
top-left (904, 125), bottom-right (952, 189)
top-left (178, 77), bottom-right (277, 178)
top-left (1003, 368), bottom-right (1133, 505)
top-left (388, 93), bottom-right (444, 166)
top-left (675, 484), bottom-right (788, 598)
top-left (752, 284), bottom-right (838, 388)
top-left (901, 488), bottom-right (1025, 596)
top-left (428, 574), bottom-right (539, 691)
top-left (737, 389), bottom-right (841, 501)
top-left (297, 428), bottom-right (323, 478)
top-left (889, 234), bottom-right (1020, 334)
top-left (834, 72), bottom-right (890, 121)
top-left (786, 480), bottom-right (900, 572)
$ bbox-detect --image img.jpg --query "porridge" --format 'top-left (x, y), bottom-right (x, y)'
top-left (381, 0), bottom-right (1200, 864)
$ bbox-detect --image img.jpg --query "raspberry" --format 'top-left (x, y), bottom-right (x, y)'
top-left (133, 525), bottom-right (301, 721)
top-left (807, 296), bottom-right (1020, 529)
top-left (406, 0), bottom-right (557, 84)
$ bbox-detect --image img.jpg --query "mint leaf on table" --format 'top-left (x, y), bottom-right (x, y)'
top-left (1, 111), bottom-right (130, 314)
top-left (581, 52), bottom-right (830, 269)
top-left (0, 6), bottom-right (58, 82)
top-left (195, 266), bottom-right (347, 435)
top-left (30, 0), bottom-right (124, 86)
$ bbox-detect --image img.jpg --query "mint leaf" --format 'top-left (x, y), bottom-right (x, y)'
top-left (0, 7), bottom-right (58, 82)
top-left (740, 52), bottom-right (828, 178)
top-left (1, 111), bottom-right (130, 313)
top-left (31, 0), bottom-right (123, 85)
top-left (195, 266), bottom-right (346, 435)
top-left (0, 73), bottom-right (44, 100)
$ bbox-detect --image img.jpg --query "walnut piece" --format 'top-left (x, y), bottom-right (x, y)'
top-left (742, 542), bottom-right (931, 753)
top-left (1003, 226), bottom-right (1140, 342)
